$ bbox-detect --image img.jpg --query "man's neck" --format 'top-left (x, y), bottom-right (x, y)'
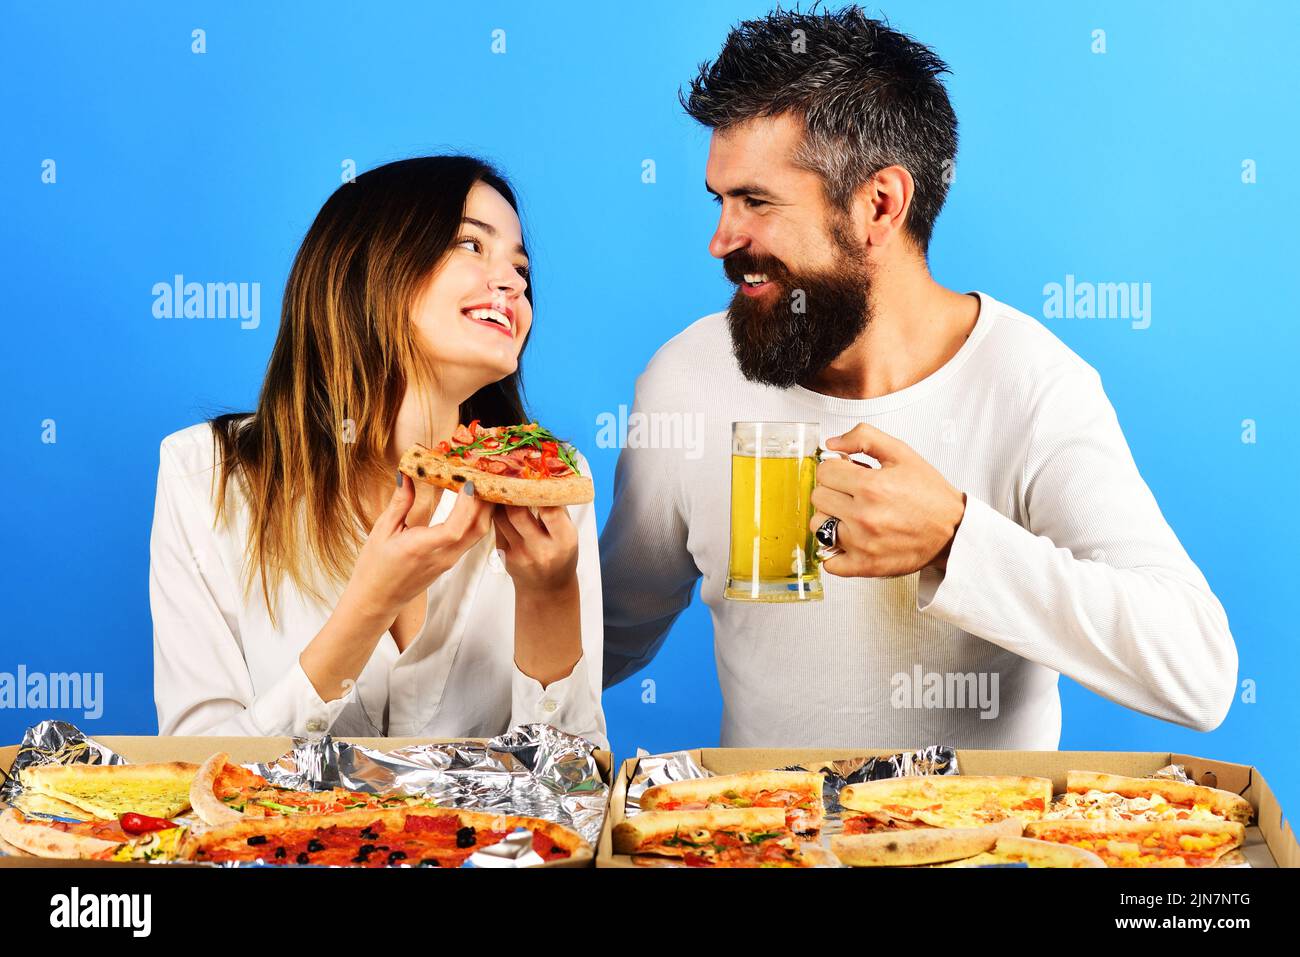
top-left (801, 269), bottom-right (980, 401)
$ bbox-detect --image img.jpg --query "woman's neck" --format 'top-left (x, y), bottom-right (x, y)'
top-left (389, 385), bottom-right (463, 469)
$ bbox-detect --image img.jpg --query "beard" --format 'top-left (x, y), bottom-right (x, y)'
top-left (724, 228), bottom-right (871, 389)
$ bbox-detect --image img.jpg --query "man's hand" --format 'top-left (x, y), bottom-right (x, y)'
top-left (809, 423), bottom-right (967, 578)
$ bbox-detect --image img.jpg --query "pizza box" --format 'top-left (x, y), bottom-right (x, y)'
top-left (0, 735), bottom-right (613, 869)
top-left (596, 748), bottom-right (1299, 868)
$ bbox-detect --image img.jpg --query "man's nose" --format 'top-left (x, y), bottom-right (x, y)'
top-left (708, 213), bottom-right (748, 260)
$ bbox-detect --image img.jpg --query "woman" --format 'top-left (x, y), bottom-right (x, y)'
top-left (149, 156), bottom-right (606, 748)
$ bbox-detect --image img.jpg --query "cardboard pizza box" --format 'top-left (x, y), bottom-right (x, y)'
top-left (596, 748), bottom-right (1299, 869)
top-left (0, 735), bottom-right (612, 869)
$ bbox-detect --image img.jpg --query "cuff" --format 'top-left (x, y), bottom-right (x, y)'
top-left (916, 492), bottom-right (988, 615)
top-left (249, 659), bottom-right (355, 738)
top-left (511, 653), bottom-right (605, 747)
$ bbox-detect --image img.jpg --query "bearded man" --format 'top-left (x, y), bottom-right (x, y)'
top-left (599, 7), bottom-right (1236, 748)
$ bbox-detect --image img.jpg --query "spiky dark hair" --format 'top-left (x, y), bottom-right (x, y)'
top-left (682, 4), bottom-right (958, 252)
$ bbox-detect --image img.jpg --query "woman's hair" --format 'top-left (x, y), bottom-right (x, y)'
top-left (207, 156), bottom-right (531, 624)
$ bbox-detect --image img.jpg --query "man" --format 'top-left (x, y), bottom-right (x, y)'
top-left (599, 7), bottom-right (1236, 748)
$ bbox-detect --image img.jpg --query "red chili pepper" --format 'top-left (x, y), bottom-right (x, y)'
top-left (481, 438), bottom-right (500, 450)
top-left (467, 419), bottom-right (481, 436)
top-left (540, 440), bottom-right (558, 456)
top-left (119, 812), bottom-right (178, 835)
top-left (437, 441), bottom-right (451, 453)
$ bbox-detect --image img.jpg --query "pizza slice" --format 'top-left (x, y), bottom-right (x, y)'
top-left (613, 808), bottom-right (834, 867)
top-left (399, 421), bottom-right (594, 506)
top-left (179, 805), bottom-right (590, 868)
top-left (1024, 819), bottom-right (1245, 867)
top-left (937, 835), bottom-right (1106, 868)
top-left (190, 753), bottom-right (437, 826)
top-left (832, 818), bottom-right (1024, 867)
top-left (19, 761), bottom-right (198, 820)
top-left (639, 770), bottom-right (826, 834)
top-left (1042, 770), bottom-right (1254, 825)
top-left (0, 807), bottom-right (186, 862)
top-left (838, 774), bottom-right (1052, 832)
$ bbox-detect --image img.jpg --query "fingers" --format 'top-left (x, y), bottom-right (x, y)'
top-left (816, 456), bottom-right (878, 495)
top-left (375, 472), bottom-right (417, 535)
top-left (492, 507), bottom-right (522, 551)
top-left (438, 486), bottom-right (492, 540)
top-left (825, 423), bottom-right (909, 464)
top-left (501, 505), bottom-right (548, 544)
top-left (533, 505), bottom-right (574, 538)
top-left (809, 482), bottom-right (856, 520)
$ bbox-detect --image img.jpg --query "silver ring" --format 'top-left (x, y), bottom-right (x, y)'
top-left (815, 516), bottom-right (840, 550)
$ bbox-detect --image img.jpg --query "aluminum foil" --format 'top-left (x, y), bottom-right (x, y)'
top-left (0, 720), bottom-right (606, 866)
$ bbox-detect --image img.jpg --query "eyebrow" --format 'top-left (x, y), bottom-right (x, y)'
top-left (461, 217), bottom-right (528, 257)
top-left (704, 182), bottom-right (779, 201)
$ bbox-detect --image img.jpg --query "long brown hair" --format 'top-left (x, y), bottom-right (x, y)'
top-left (207, 156), bottom-right (531, 624)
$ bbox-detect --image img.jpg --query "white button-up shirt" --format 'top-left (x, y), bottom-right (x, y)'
top-left (150, 422), bottom-right (607, 749)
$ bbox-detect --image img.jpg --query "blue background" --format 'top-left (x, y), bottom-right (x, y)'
top-left (3, 2), bottom-right (1296, 817)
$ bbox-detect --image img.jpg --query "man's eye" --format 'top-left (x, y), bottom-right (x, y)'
top-left (743, 197), bottom-right (767, 209)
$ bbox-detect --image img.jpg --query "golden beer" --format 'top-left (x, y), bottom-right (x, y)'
top-left (724, 422), bottom-right (823, 602)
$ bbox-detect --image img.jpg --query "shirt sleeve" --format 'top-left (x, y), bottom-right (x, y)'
top-left (150, 437), bottom-right (354, 737)
top-left (915, 366), bottom-right (1237, 732)
top-left (508, 452), bottom-right (609, 751)
top-left (598, 367), bottom-right (702, 688)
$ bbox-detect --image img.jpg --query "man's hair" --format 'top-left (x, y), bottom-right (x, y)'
top-left (681, 5), bottom-right (958, 253)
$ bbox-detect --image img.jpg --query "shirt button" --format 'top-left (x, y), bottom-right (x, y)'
top-left (305, 718), bottom-right (326, 732)
top-left (541, 700), bottom-right (558, 714)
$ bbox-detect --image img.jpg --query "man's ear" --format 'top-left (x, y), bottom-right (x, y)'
top-left (852, 165), bottom-right (914, 249)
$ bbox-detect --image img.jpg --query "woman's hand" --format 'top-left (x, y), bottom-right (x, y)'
top-left (492, 505), bottom-right (579, 594)
top-left (342, 474), bottom-right (493, 621)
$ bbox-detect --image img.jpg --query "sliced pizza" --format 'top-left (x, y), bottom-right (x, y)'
top-left (0, 807), bottom-right (185, 862)
top-left (937, 835), bottom-right (1106, 868)
top-left (399, 421), bottom-right (593, 507)
top-left (19, 761), bottom-right (198, 820)
top-left (179, 805), bottom-right (590, 868)
top-left (1042, 770), bottom-right (1254, 825)
top-left (839, 774), bottom-right (1052, 832)
top-left (639, 770), bottom-right (826, 834)
top-left (832, 818), bottom-right (1024, 867)
top-left (613, 808), bottom-right (833, 867)
top-left (1024, 818), bottom-right (1245, 868)
top-left (190, 752), bottom-right (439, 826)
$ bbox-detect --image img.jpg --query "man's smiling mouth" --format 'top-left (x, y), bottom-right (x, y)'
top-left (739, 273), bottom-right (774, 297)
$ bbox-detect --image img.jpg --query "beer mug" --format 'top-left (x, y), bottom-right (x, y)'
top-left (724, 421), bottom-right (823, 602)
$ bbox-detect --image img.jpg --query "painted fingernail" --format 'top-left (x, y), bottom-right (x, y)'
top-left (464, 480), bottom-right (475, 498)
top-left (395, 470), bottom-right (403, 487)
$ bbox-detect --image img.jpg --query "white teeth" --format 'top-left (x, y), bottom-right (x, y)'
top-left (465, 307), bottom-right (510, 329)
top-left (743, 273), bottom-right (769, 284)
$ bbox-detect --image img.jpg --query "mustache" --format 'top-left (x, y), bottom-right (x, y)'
top-left (722, 251), bottom-right (787, 286)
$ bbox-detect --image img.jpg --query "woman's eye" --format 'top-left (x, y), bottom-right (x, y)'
top-left (456, 236), bottom-right (482, 252)
top-left (514, 263), bottom-right (530, 280)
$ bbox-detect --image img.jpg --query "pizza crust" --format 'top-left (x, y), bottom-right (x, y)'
top-left (612, 807), bottom-right (788, 854)
top-left (938, 836), bottom-right (1107, 868)
top-left (190, 752), bottom-right (247, 826)
top-left (399, 444), bottom-right (594, 507)
top-left (832, 818), bottom-right (1024, 867)
top-left (1066, 771), bottom-right (1253, 824)
top-left (839, 774), bottom-right (1053, 827)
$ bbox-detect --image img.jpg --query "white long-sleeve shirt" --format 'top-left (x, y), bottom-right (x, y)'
top-left (150, 421), bottom-right (607, 749)
top-left (601, 290), bottom-right (1237, 748)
